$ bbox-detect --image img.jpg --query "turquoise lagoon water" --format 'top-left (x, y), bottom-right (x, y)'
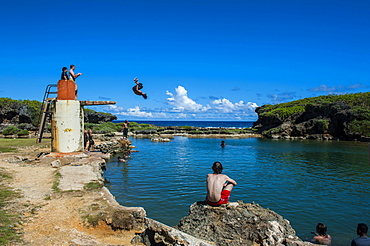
top-left (104, 137), bottom-right (369, 245)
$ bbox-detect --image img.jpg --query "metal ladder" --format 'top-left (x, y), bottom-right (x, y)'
top-left (36, 84), bottom-right (57, 143)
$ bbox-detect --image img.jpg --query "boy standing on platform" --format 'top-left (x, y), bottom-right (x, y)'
top-left (61, 67), bottom-right (69, 80)
top-left (68, 64), bottom-right (82, 99)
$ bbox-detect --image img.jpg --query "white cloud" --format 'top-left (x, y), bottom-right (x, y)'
top-left (125, 106), bottom-right (153, 117)
top-left (166, 86), bottom-right (210, 112)
top-left (309, 84), bottom-right (337, 92)
top-left (211, 98), bottom-right (258, 113)
top-left (176, 113), bottom-right (187, 118)
top-left (266, 92), bottom-right (296, 104)
top-left (100, 86), bottom-right (259, 120)
top-left (104, 105), bottom-right (125, 112)
top-left (103, 105), bottom-right (154, 118)
top-left (309, 83), bottom-right (368, 93)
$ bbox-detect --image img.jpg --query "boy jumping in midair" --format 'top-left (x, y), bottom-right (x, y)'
top-left (132, 77), bottom-right (147, 99)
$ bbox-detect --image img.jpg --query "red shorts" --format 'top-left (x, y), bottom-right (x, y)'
top-left (206, 190), bottom-right (231, 206)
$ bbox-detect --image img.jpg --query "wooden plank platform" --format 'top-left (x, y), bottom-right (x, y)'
top-left (80, 101), bottom-right (116, 106)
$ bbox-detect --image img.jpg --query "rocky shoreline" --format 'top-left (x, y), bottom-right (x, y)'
top-left (0, 137), bottom-right (320, 245)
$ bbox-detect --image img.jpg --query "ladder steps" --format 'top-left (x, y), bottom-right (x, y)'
top-left (37, 84), bottom-right (57, 143)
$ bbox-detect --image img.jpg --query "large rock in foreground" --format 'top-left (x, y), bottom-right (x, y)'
top-left (177, 201), bottom-right (314, 246)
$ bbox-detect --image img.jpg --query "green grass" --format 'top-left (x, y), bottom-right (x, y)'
top-left (81, 213), bottom-right (104, 227)
top-left (0, 138), bottom-right (50, 153)
top-left (0, 170), bottom-right (22, 245)
top-left (260, 92), bottom-right (370, 114)
top-left (52, 172), bottom-right (61, 192)
top-left (84, 182), bottom-right (103, 191)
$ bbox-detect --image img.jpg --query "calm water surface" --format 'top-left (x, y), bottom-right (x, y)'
top-left (104, 137), bottom-right (369, 246)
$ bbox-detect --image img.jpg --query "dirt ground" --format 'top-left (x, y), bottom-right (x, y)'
top-left (0, 146), bottom-right (143, 246)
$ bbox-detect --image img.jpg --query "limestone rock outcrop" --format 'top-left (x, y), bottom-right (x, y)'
top-left (94, 139), bottom-right (131, 154)
top-left (132, 218), bottom-right (214, 246)
top-left (177, 201), bottom-right (315, 246)
top-left (253, 101), bottom-right (359, 140)
top-left (84, 111), bottom-right (117, 123)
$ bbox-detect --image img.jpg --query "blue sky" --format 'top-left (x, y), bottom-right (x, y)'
top-left (1, 0), bottom-right (369, 121)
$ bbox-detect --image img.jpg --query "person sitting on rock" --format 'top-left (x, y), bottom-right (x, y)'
top-left (310, 223), bottom-right (331, 245)
top-left (206, 161), bottom-right (237, 206)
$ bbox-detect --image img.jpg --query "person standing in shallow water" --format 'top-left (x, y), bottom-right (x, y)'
top-left (122, 120), bottom-right (129, 139)
top-left (83, 128), bottom-right (88, 151)
top-left (351, 223), bottom-right (370, 246)
top-left (206, 161), bottom-right (237, 206)
top-left (87, 126), bottom-right (94, 151)
top-left (220, 141), bottom-right (226, 148)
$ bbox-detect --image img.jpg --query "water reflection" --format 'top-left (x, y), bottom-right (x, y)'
top-left (104, 137), bottom-right (369, 246)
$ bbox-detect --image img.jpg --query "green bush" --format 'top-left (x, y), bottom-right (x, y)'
top-left (21, 99), bottom-right (42, 126)
top-left (262, 128), bottom-right (280, 135)
top-left (84, 108), bottom-right (95, 114)
top-left (317, 119), bottom-right (329, 132)
top-left (2, 126), bottom-right (19, 135)
top-left (260, 106), bottom-right (305, 119)
top-left (348, 120), bottom-right (370, 137)
top-left (17, 129), bottom-right (29, 135)
top-left (258, 92), bottom-right (370, 115)
top-left (130, 123), bottom-right (157, 131)
top-left (179, 126), bottom-right (193, 130)
top-left (0, 98), bottom-right (42, 126)
top-left (128, 121), bottom-right (139, 127)
top-left (352, 107), bottom-right (370, 121)
top-left (84, 121), bottom-right (162, 134)
top-left (85, 122), bottom-right (121, 134)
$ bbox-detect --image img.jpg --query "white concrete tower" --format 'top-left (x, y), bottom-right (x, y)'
top-left (51, 80), bottom-right (84, 153)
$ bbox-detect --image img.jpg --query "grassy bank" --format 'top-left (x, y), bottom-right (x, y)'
top-left (0, 169), bottom-right (21, 245)
top-left (0, 138), bottom-right (50, 153)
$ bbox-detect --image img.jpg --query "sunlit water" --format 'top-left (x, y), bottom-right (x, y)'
top-left (104, 137), bottom-right (369, 245)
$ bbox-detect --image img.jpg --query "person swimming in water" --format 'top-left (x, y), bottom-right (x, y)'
top-left (132, 77), bottom-right (147, 99)
top-left (310, 223), bottom-right (331, 245)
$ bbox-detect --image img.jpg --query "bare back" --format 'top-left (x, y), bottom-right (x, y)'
top-left (206, 174), bottom-right (236, 203)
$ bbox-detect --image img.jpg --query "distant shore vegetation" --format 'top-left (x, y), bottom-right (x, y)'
top-left (259, 92), bottom-right (370, 119)
top-left (256, 92), bottom-right (370, 138)
top-left (85, 121), bottom-right (252, 135)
